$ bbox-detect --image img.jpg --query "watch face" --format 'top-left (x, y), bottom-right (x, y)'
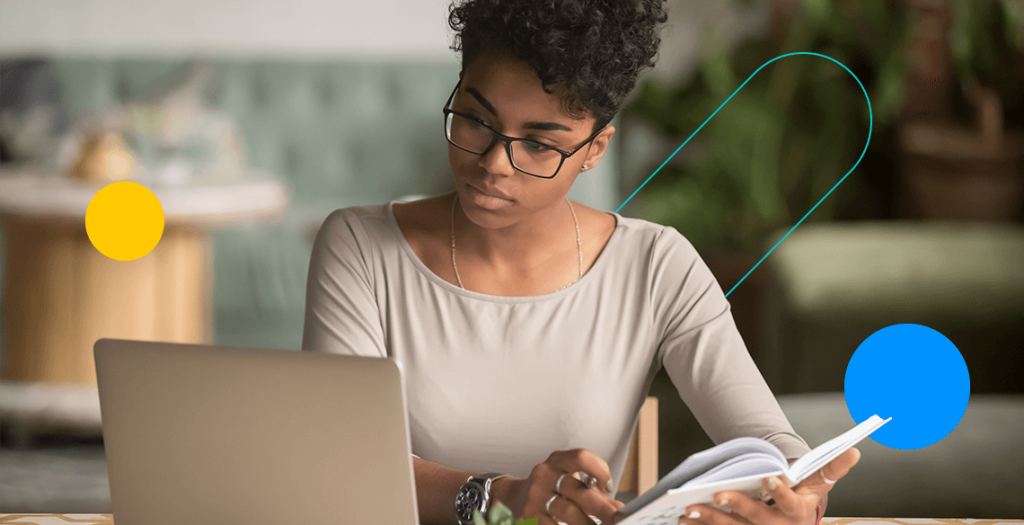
top-left (455, 481), bottom-right (487, 522)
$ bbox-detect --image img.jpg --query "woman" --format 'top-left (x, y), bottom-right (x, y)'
top-left (302, 0), bottom-right (860, 524)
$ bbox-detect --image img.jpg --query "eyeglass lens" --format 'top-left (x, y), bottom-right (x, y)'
top-left (446, 112), bottom-right (563, 177)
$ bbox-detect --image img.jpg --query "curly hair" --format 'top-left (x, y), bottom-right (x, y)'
top-left (448, 0), bottom-right (669, 133)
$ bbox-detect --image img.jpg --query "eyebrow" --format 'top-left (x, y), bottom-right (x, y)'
top-left (465, 87), bottom-right (574, 133)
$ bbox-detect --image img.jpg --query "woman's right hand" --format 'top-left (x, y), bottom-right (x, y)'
top-left (490, 448), bottom-right (627, 525)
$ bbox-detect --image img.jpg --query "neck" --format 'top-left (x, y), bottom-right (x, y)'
top-left (452, 193), bottom-right (577, 267)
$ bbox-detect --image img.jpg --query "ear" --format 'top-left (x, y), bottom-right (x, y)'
top-left (580, 126), bottom-right (616, 172)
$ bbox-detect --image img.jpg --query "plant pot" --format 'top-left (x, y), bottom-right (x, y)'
top-left (898, 121), bottom-right (1024, 221)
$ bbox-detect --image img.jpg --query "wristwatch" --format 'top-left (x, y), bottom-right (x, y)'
top-left (454, 472), bottom-right (509, 525)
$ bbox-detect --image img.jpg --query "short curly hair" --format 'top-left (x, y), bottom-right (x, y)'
top-left (448, 0), bottom-right (669, 133)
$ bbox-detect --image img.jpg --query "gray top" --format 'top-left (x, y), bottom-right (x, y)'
top-left (302, 201), bottom-right (811, 493)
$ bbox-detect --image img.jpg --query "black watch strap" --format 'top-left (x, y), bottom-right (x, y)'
top-left (455, 472), bottom-right (509, 524)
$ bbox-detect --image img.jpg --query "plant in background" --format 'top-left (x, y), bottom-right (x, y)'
top-left (624, 0), bottom-right (911, 257)
top-left (947, 0), bottom-right (1024, 133)
top-left (626, 0), bottom-right (1024, 256)
top-left (473, 502), bottom-right (537, 525)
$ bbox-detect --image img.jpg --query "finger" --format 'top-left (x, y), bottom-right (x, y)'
top-left (546, 493), bottom-right (592, 525)
top-left (760, 475), bottom-right (810, 519)
top-left (821, 447), bottom-right (861, 486)
top-left (710, 490), bottom-right (774, 525)
top-left (529, 463), bottom-right (618, 523)
top-left (548, 449), bottom-right (614, 494)
top-left (679, 503), bottom-right (753, 525)
top-left (535, 512), bottom-right (564, 525)
top-left (555, 485), bottom-right (621, 524)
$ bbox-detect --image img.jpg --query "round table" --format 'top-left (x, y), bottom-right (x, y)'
top-left (0, 168), bottom-right (288, 390)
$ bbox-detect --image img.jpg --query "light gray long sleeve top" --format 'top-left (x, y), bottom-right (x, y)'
top-left (302, 201), bottom-right (811, 493)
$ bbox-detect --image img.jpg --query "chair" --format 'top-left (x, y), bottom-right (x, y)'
top-left (618, 396), bottom-right (659, 496)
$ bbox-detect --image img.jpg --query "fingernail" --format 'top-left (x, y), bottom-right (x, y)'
top-left (688, 510), bottom-right (701, 519)
top-left (715, 495), bottom-right (729, 507)
top-left (606, 478), bottom-right (614, 492)
top-left (767, 477), bottom-right (778, 490)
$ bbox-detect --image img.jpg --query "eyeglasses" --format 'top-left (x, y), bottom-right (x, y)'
top-left (442, 80), bottom-right (605, 179)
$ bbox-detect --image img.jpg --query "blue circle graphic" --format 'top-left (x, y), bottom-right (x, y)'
top-left (844, 323), bottom-right (970, 450)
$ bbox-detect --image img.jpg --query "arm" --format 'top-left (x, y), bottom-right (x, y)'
top-left (414, 456), bottom-right (492, 525)
top-left (303, 210), bottom-right (483, 522)
top-left (302, 208), bottom-right (387, 356)
top-left (650, 226), bottom-right (811, 460)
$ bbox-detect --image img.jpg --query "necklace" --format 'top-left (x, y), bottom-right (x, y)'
top-left (450, 194), bottom-right (583, 293)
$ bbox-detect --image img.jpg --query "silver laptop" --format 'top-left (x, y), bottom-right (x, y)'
top-left (94, 338), bottom-right (419, 524)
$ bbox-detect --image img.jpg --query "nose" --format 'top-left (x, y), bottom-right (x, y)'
top-left (477, 138), bottom-right (515, 175)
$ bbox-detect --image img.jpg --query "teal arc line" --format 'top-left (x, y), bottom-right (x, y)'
top-left (614, 52), bottom-right (874, 298)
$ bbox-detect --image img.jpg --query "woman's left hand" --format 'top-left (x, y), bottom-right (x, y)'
top-left (677, 447), bottom-right (861, 525)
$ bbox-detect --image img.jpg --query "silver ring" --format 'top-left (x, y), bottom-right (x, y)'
top-left (545, 494), bottom-right (559, 513)
top-left (556, 473), bottom-right (568, 494)
top-left (819, 469), bottom-right (837, 485)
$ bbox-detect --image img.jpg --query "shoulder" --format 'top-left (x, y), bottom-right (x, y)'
top-left (317, 203), bottom-right (392, 245)
top-left (611, 214), bottom-right (700, 265)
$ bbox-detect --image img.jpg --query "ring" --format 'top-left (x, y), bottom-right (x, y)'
top-left (819, 469), bottom-right (837, 485)
top-left (545, 494), bottom-right (559, 513)
top-left (556, 473), bottom-right (568, 494)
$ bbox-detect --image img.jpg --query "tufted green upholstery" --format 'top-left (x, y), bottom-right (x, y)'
top-left (0, 57), bottom-right (619, 353)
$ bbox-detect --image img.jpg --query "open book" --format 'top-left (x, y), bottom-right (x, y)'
top-left (616, 414), bottom-right (891, 525)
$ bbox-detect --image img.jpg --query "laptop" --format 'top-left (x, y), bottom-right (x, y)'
top-left (94, 338), bottom-right (420, 524)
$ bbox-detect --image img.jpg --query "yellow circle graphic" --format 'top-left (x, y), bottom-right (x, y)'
top-left (85, 181), bottom-right (165, 261)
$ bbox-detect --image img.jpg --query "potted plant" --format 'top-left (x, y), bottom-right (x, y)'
top-left (622, 0), bottom-right (1024, 349)
top-left (621, 0), bottom-right (912, 350)
top-left (898, 0), bottom-right (1024, 221)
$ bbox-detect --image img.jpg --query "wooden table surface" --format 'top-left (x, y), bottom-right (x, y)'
top-left (0, 516), bottom-right (1021, 524)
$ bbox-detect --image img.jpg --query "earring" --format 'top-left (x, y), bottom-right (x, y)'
top-left (581, 164), bottom-right (590, 172)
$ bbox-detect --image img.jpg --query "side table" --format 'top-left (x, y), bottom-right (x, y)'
top-left (0, 168), bottom-right (288, 444)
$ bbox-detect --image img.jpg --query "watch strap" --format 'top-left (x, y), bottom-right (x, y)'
top-left (459, 472), bottom-right (509, 523)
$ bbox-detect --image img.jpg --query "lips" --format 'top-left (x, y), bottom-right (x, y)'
top-left (467, 183), bottom-right (514, 202)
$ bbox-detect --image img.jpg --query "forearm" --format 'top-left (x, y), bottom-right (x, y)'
top-left (414, 455), bottom-right (485, 525)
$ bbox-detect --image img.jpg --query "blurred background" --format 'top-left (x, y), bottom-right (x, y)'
top-left (1, 0), bottom-right (1022, 518)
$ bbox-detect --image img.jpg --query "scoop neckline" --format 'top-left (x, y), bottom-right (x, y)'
top-left (385, 199), bottom-right (624, 304)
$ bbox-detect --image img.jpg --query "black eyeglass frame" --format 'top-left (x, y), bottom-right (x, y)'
top-left (442, 80), bottom-right (606, 179)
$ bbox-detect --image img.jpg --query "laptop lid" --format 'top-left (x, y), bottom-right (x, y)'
top-left (94, 338), bottom-right (419, 524)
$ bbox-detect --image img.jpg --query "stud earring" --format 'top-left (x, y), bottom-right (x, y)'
top-left (580, 164), bottom-right (590, 172)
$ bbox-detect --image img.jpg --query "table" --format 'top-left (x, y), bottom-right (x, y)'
top-left (0, 516), bottom-right (1020, 524)
top-left (0, 168), bottom-right (287, 443)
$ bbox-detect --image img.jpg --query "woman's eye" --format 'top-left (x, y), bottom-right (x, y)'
top-left (522, 141), bottom-right (553, 152)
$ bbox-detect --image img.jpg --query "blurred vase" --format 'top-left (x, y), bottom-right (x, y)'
top-left (70, 130), bottom-right (138, 183)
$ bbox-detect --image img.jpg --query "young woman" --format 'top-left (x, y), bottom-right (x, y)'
top-left (302, 1), bottom-right (860, 524)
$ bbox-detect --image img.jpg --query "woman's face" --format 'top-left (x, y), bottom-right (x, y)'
top-left (448, 49), bottom-right (613, 229)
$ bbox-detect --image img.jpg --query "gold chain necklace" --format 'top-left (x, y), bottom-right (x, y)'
top-left (450, 194), bottom-right (582, 293)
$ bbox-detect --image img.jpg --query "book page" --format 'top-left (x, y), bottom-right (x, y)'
top-left (619, 437), bottom-right (785, 516)
top-left (680, 452), bottom-right (787, 490)
top-left (617, 415), bottom-right (890, 525)
top-left (786, 415), bottom-right (890, 483)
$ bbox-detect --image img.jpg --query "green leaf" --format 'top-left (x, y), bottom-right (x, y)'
top-left (473, 510), bottom-right (488, 525)
top-left (488, 502), bottom-right (514, 525)
top-left (802, 0), bottom-right (832, 24)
